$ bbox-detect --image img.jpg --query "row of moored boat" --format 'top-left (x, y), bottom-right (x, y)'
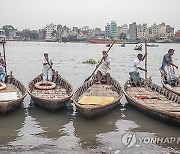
top-left (0, 70), bottom-right (180, 126)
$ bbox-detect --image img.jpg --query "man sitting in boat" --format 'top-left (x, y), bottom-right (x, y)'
top-left (0, 52), bottom-right (6, 82)
top-left (160, 49), bottom-right (178, 85)
top-left (42, 52), bottom-right (53, 81)
top-left (96, 50), bottom-right (111, 85)
top-left (129, 53), bottom-right (147, 86)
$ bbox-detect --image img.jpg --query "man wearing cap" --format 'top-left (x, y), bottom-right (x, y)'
top-left (42, 52), bottom-right (53, 81)
top-left (129, 53), bottom-right (147, 86)
top-left (160, 49), bottom-right (178, 85)
top-left (96, 50), bottom-right (111, 85)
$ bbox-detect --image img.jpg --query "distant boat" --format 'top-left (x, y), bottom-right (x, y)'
top-left (45, 37), bottom-right (57, 42)
top-left (157, 39), bottom-right (172, 43)
top-left (147, 44), bottom-right (159, 47)
top-left (106, 44), bottom-right (110, 47)
top-left (134, 44), bottom-right (143, 51)
top-left (0, 30), bottom-right (6, 43)
top-left (121, 43), bottom-right (125, 47)
top-left (86, 38), bottom-right (138, 44)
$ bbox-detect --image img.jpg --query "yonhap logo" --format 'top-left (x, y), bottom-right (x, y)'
top-left (122, 132), bottom-right (180, 148)
top-left (122, 132), bottom-right (137, 148)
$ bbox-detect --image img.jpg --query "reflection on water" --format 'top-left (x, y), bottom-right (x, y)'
top-left (124, 105), bottom-right (180, 151)
top-left (0, 42), bottom-right (179, 153)
top-left (28, 104), bottom-right (72, 139)
top-left (73, 105), bottom-right (123, 149)
top-left (0, 107), bottom-right (25, 146)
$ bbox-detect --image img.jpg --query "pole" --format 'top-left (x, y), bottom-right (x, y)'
top-left (145, 39), bottom-right (147, 79)
top-left (2, 41), bottom-right (7, 74)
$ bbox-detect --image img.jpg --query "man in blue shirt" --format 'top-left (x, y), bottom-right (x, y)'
top-left (160, 49), bottom-right (178, 85)
top-left (0, 52), bottom-right (6, 82)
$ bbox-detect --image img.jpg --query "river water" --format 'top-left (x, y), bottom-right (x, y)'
top-left (0, 41), bottom-right (179, 154)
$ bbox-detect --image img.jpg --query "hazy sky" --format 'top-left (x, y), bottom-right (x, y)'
top-left (1, 0), bottom-right (180, 31)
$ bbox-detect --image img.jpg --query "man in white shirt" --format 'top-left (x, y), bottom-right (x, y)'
top-left (129, 53), bottom-right (147, 85)
top-left (42, 52), bottom-right (53, 81)
top-left (97, 50), bottom-right (111, 85)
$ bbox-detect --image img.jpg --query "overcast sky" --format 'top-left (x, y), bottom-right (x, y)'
top-left (1, 0), bottom-right (180, 31)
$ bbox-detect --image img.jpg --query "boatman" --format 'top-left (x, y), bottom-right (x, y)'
top-left (0, 52), bottom-right (6, 82)
top-left (160, 49), bottom-right (178, 85)
top-left (96, 50), bottom-right (111, 85)
top-left (129, 53), bottom-right (147, 86)
top-left (42, 52), bottom-right (53, 81)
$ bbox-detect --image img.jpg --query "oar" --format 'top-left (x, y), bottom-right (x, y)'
top-left (84, 40), bottom-right (116, 82)
top-left (2, 41), bottom-right (7, 74)
top-left (144, 39), bottom-right (147, 79)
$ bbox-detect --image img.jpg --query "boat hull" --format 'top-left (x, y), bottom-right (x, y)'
top-left (73, 77), bottom-right (123, 119)
top-left (75, 98), bottom-right (120, 119)
top-left (125, 95), bottom-right (180, 127)
top-left (30, 95), bottom-right (71, 111)
top-left (123, 79), bottom-right (180, 127)
top-left (28, 72), bottom-right (73, 112)
top-left (0, 75), bottom-right (26, 114)
top-left (161, 77), bottom-right (180, 96)
top-left (86, 39), bottom-right (138, 44)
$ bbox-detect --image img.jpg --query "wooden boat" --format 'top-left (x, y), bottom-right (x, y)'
top-left (106, 44), bottom-right (110, 47)
top-left (121, 43), bottom-right (125, 47)
top-left (28, 71), bottom-right (73, 111)
top-left (161, 76), bottom-right (180, 96)
top-left (73, 77), bottom-right (123, 119)
top-left (0, 73), bottom-right (26, 114)
top-left (86, 38), bottom-right (138, 44)
top-left (123, 78), bottom-right (180, 126)
top-left (134, 44), bottom-right (143, 51)
top-left (147, 44), bottom-right (159, 47)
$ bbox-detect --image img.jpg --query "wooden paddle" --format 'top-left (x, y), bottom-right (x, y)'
top-left (144, 39), bottom-right (147, 79)
top-left (84, 40), bottom-right (116, 82)
top-left (2, 41), bottom-right (7, 74)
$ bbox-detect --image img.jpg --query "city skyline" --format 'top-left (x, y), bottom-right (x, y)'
top-left (1, 0), bottom-right (180, 31)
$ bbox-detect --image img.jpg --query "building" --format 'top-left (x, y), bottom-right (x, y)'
top-left (45, 23), bottom-right (58, 42)
top-left (174, 30), bottom-right (180, 42)
top-left (149, 23), bottom-right (159, 39)
top-left (158, 22), bottom-right (166, 38)
top-left (128, 22), bottom-right (137, 40)
top-left (0, 29), bottom-right (6, 43)
top-left (121, 24), bottom-right (128, 34)
top-left (116, 26), bottom-right (122, 39)
top-left (137, 23), bottom-right (149, 40)
top-left (105, 23), bottom-right (110, 39)
top-left (110, 21), bottom-right (117, 39)
top-left (166, 25), bottom-right (174, 38)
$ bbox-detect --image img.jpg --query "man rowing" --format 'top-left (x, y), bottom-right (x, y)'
top-left (129, 53), bottom-right (147, 86)
top-left (96, 50), bottom-right (111, 85)
top-left (42, 52), bottom-right (53, 81)
top-left (160, 49), bottom-right (178, 85)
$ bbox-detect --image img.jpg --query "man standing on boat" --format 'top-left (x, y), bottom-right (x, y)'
top-left (0, 52), bottom-right (6, 82)
top-left (96, 50), bottom-right (111, 85)
top-left (42, 52), bottom-right (53, 81)
top-left (129, 53), bottom-right (147, 85)
top-left (160, 49), bottom-right (178, 85)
